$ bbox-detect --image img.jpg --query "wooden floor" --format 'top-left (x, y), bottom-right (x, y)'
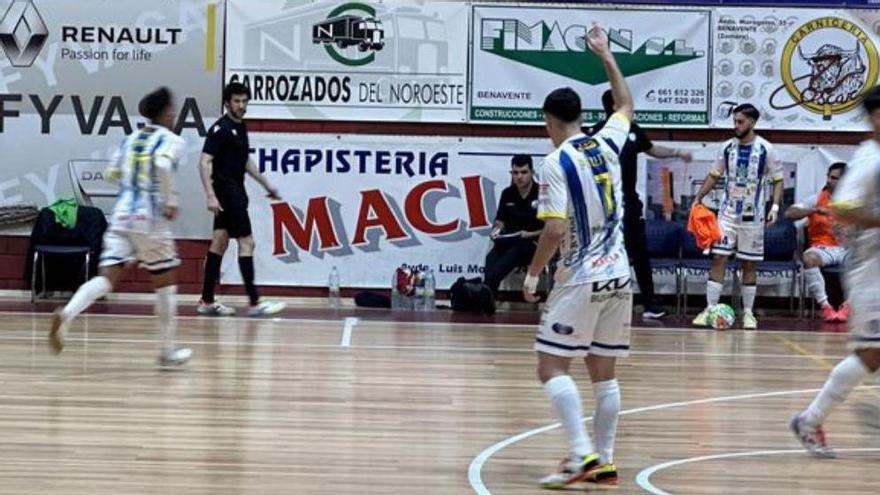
top-left (0, 308), bottom-right (878, 494)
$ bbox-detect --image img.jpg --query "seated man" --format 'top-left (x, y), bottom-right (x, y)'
top-left (483, 154), bottom-right (544, 294)
top-left (785, 162), bottom-right (849, 322)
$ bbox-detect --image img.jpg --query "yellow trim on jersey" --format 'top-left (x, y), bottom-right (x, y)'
top-left (608, 111), bottom-right (630, 126)
top-left (830, 199), bottom-right (863, 211)
top-left (771, 176), bottom-right (784, 183)
top-left (709, 169), bottom-right (723, 178)
top-left (537, 212), bottom-right (567, 220)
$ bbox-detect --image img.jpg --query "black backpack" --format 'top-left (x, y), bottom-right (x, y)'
top-left (449, 277), bottom-right (495, 316)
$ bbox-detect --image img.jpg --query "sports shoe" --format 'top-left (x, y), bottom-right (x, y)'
top-left (743, 310), bottom-right (758, 330)
top-left (836, 302), bottom-right (851, 323)
top-left (692, 308), bottom-right (710, 327)
top-left (248, 300), bottom-right (286, 317)
top-left (821, 303), bottom-right (837, 323)
top-left (158, 347), bottom-right (192, 370)
top-left (196, 299), bottom-right (236, 316)
top-left (642, 304), bottom-right (667, 319)
top-left (789, 413), bottom-right (835, 458)
top-left (48, 308), bottom-right (70, 355)
top-left (584, 462), bottom-right (619, 489)
top-left (539, 453), bottom-right (601, 489)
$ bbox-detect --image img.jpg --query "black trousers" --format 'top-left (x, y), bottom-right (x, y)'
top-left (623, 206), bottom-right (657, 306)
top-left (483, 240), bottom-right (537, 293)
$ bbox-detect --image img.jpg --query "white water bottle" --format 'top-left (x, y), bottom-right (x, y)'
top-left (424, 269), bottom-right (436, 310)
top-left (328, 266), bottom-right (341, 309)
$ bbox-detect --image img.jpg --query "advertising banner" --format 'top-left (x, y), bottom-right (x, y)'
top-left (469, 4), bottom-right (712, 126)
top-left (224, 0), bottom-right (469, 122)
top-left (0, 0), bottom-right (224, 238)
top-left (710, 7), bottom-right (880, 131)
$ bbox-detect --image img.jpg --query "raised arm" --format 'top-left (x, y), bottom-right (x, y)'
top-left (585, 23), bottom-right (633, 121)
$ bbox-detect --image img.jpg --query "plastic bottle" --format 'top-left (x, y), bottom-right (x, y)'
top-left (413, 270), bottom-right (425, 311)
top-left (328, 266), bottom-right (341, 309)
top-left (424, 269), bottom-right (436, 310)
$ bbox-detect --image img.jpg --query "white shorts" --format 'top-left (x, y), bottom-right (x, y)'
top-left (712, 217), bottom-right (764, 261)
top-left (847, 286), bottom-right (880, 350)
top-left (805, 245), bottom-right (847, 267)
top-left (534, 276), bottom-right (633, 358)
top-left (99, 229), bottom-right (180, 272)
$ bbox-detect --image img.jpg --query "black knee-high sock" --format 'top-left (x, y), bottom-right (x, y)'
top-left (238, 256), bottom-right (259, 306)
top-left (201, 251), bottom-right (223, 303)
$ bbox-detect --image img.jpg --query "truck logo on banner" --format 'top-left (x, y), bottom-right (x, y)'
top-left (0, 0), bottom-right (47, 67)
top-left (312, 3), bottom-right (385, 66)
top-left (771, 16), bottom-right (878, 120)
top-left (480, 18), bottom-right (705, 85)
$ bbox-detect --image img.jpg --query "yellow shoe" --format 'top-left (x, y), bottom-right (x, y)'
top-left (584, 462), bottom-right (619, 489)
top-left (692, 308), bottom-right (710, 327)
top-left (539, 452), bottom-right (600, 489)
top-left (48, 308), bottom-right (69, 355)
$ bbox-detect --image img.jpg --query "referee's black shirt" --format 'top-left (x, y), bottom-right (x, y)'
top-left (203, 114), bottom-right (250, 208)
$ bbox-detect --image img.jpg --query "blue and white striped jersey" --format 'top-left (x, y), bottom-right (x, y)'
top-left (710, 135), bottom-right (783, 223)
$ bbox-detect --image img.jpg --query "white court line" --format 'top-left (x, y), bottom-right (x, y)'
top-left (467, 385), bottom-right (880, 495)
top-left (635, 448), bottom-right (880, 495)
top-left (341, 317), bottom-right (359, 347)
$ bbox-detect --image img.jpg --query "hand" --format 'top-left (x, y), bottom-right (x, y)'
top-left (266, 185), bottom-right (281, 200)
top-left (206, 195), bottom-right (222, 214)
top-left (522, 273), bottom-right (540, 303)
top-left (163, 204), bottom-right (178, 221)
top-left (766, 209), bottom-right (778, 225)
top-left (490, 225), bottom-right (502, 240)
top-left (584, 22), bottom-right (610, 58)
top-left (678, 150), bottom-right (693, 163)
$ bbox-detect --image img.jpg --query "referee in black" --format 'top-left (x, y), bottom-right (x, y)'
top-left (197, 82), bottom-right (286, 317)
top-left (586, 90), bottom-right (692, 319)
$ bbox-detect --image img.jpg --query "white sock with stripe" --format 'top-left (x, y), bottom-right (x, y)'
top-left (544, 374), bottom-right (592, 458)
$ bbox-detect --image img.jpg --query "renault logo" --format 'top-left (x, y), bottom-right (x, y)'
top-left (0, 0), bottom-right (48, 67)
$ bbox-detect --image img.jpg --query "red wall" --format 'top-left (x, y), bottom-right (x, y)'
top-left (2, 120), bottom-right (866, 295)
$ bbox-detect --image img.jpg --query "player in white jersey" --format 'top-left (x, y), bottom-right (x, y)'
top-left (522, 23), bottom-right (632, 490)
top-left (691, 104), bottom-right (784, 330)
top-left (48, 87), bottom-right (192, 369)
top-left (790, 85), bottom-right (880, 458)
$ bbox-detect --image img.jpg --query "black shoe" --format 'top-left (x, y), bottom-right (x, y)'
top-left (642, 304), bottom-right (667, 319)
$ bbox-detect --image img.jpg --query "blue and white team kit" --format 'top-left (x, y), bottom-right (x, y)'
top-left (534, 113), bottom-right (633, 358)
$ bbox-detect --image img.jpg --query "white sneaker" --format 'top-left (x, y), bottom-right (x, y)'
top-left (692, 308), bottom-right (710, 327)
top-left (248, 300), bottom-right (286, 317)
top-left (158, 347), bottom-right (192, 370)
top-left (48, 308), bottom-right (70, 355)
top-left (743, 310), bottom-right (758, 330)
top-left (789, 413), bottom-right (835, 458)
top-left (539, 453), bottom-right (601, 489)
top-left (196, 299), bottom-right (236, 316)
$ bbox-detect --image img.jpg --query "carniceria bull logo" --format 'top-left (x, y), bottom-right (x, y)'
top-left (0, 0), bottom-right (47, 67)
top-left (770, 16), bottom-right (879, 120)
top-left (312, 2), bottom-right (384, 67)
top-left (480, 18), bottom-right (704, 84)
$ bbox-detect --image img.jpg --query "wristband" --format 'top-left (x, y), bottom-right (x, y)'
top-left (523, 274), bottom-right (540, 294)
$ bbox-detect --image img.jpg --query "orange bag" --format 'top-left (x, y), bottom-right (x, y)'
top-left (687, 204), bottom-right (722, 252)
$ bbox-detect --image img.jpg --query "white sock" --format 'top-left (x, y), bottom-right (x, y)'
top-left (592, 379), bottom-right (620, 464)
top-left (544, 375), bottom-right (592, 458)
top-left (742, 285), bottom-right (757, 313)
top-left (156, 285), bottom-right (177, 354)
top-left (804, 354), bottom-right (870, 427)
top-left (62, 276), bottom-right (113, 321)
top-left (804, 267), bottom-right (829, 306)
top-left (706, 280), bottom-right (723, 307)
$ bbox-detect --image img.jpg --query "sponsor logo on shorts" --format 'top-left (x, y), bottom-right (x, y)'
top-left (551, 322), bottom-right (574, 335)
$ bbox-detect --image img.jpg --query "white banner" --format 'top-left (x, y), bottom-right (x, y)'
top-left (469, 4), bottom-right (712, 126)
top-left (710, 7), bottom-right (880, 131)
top-left (224, 0), bottom-right (469, 122)
top-left (0, 0), bottom-right (224, 238)
top-left (219, 133), bottom-right (557, 289)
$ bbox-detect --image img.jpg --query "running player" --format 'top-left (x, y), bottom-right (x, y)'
top-left (49, 87), bottom-right (191, 369)
top-left (790, 85), bottom-right (880, 458)
top-left (523, 23), bottom-right (632, 490)
top-left (691, 104), bottom-right (784, 330)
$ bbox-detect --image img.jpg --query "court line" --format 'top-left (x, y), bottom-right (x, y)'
top-left (466, 385), bottom-right (880, 495)
top-left (635, 448), bottom-right (880, 495)
top-left (341, 317), bottom-right (359, 347)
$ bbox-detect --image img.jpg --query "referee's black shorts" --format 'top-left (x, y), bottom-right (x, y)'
top-left (214, 205), bottom-right (252, 238)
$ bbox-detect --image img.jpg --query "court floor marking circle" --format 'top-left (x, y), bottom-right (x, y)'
top-left (635, 447), bottom-right (880, 495)
top-left (467, 386), bottom-right (880, 495)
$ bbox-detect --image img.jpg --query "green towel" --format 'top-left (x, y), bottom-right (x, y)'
top-left (48, 198), bottom-right (79, 229)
